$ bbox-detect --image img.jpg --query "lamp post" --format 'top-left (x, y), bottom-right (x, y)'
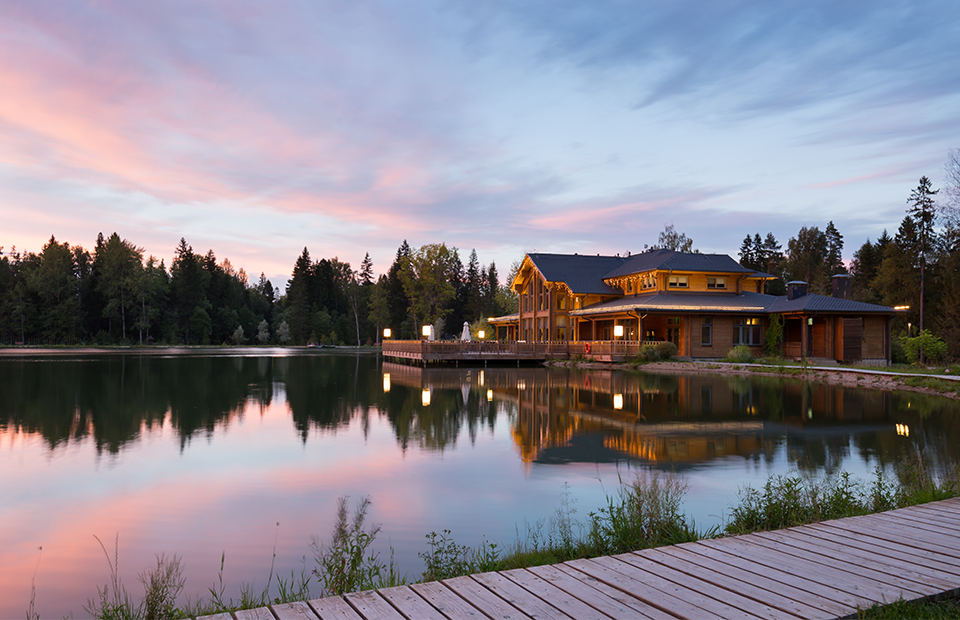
top-left (383, 328), bottom-right (391, 339)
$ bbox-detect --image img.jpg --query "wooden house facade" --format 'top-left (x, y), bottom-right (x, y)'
top-left (493, 249), bottom-right (897, 365)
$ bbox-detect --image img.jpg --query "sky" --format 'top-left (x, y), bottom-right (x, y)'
top-left (2, 0), bottom-right (959, 289)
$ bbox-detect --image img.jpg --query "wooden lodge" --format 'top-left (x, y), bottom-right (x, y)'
top-left (383, 249), bottom-right (899, 366)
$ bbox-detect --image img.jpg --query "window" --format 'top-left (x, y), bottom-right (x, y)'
top-left (668, 275), bottom-right (688, 288)
top-left (626, 280), bottom-right (633, 293)
top-left (642, 275), bottom-right (656, 289)
top-left (707, 277), bottom-right (726, 289)
top-left (557, 295), bottom-right (566, 310)
top-left (701, 317), bottom-right (712, 346)
top-left (733, 317), bottom-right (762, 346)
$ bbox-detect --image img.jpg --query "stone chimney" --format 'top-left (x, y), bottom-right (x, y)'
top-left (787, 281), bottom-right (808, 301)
top-left (832, 274), bottom-right (853, 300)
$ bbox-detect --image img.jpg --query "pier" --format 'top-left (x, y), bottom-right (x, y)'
top-left (202, 497), bottom-right (960, 620)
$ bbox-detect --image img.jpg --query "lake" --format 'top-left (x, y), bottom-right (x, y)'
top-left (1, 349), bottom-right (958, 618)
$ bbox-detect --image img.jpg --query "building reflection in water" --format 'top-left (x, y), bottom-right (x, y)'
top-left (381, 362), bottom-right (960, 475)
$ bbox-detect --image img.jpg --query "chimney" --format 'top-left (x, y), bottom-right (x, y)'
top-left (832, 274), bottom-right (853, 299)
top-left (787, 281), bottom-right (808, 301)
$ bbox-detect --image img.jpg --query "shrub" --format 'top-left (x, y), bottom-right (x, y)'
top-left (638, 344), bottom-right (661, 362)
top-left (724, 345), bottom-right (754, 363)
top-left (900, 330), bottom-right (947, 364)
top-left (656, 341), bottom-right (678, 359)
top-left (763, 314), bottom-right (784, 357)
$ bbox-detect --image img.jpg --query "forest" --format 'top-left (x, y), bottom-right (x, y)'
top-left (1, 152), bottom-right (959, 353)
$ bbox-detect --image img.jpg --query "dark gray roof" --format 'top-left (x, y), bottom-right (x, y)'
top-left (604, 250), bottom-right (754, 279)
top-left (526, 253), bottom-right (626, 295)
top-left (570, 291), bottom-right (896, 316)
top-left (570, 291), bottom-right (778, 316)
top-left (768, 293), bottom-right (895, 314)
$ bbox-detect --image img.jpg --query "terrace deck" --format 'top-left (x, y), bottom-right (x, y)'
top-left (381, 340), bottom-right (663, 364)
top-left (200, 497), bottom-right (960, 620)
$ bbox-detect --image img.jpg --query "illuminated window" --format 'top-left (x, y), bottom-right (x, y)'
top-left (668, 275), bottom-right (688, 288)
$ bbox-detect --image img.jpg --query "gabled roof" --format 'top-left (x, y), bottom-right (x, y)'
top-left (604, 249), bottom-right (754, 279)
top-left (524, 253), bottom-right (627, 295)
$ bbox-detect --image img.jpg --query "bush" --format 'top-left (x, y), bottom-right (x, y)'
top-left (638, 344), bottom-right (661, 362)
top-left (724, 345), bottom-right (754, 363)
top-left (656, 341), bottom-right (678, 359)
top-left (900, 330), bottom-right (947, 364)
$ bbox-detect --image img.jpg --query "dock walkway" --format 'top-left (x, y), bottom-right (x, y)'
top-left (202, 498), bottom-right (960, 620)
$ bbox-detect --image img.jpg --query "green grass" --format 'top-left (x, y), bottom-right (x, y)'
top-left (858, 597), bottom-right (960, 619)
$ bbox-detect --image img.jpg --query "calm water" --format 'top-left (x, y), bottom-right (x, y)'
top-left (2, 350), bottom-right (959, 618)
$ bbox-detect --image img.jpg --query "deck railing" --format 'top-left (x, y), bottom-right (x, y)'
top-left (381, 340), bottom-right (667, 362)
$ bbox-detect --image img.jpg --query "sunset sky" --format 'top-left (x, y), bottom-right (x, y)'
top-left (2, 1), bottom-right (958, 288)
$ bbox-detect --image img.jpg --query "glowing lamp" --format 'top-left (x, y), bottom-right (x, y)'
top-left (613, 393), bottom-right (623, 410)
top-left (478, 330), bottom-right (485, 339)
top-left (383, 373), bottom-right (391, 392)
top-left (422, 325), bottom-right (431, 337)
top-left (383, 328), bottom-right (392, 339)
top-left (614, 325), bottom-right (624, 338)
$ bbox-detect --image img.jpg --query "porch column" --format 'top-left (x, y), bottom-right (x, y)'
top-left (801, 315), bottom-right (808, 360)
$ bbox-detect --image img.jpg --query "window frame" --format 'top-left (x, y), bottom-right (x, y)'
top-left (668, 275), bottom-right (689, 289)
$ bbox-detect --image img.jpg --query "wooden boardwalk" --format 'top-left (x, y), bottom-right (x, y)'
top-left (201, 498), bottom-right (960, 620)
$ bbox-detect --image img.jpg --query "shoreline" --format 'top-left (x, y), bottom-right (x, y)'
top-left (548, 358), bottom-right (960, 400)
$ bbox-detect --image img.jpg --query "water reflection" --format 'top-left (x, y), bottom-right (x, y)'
top-left (3, 352), bottom-right (960, 618)
top-left (382, 362), bottom-right (960, 477)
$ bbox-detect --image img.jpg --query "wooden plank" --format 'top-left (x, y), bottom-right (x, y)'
top-left (554, 563), bottom-right (677, 620)
top-left (641, 546), bottom-right (835, 619)
top-left (409, 581), bottom-right (487, 620)
top-left (568, 555), bottom-right (759, 620)
top-left (343, 590), bottom-right (408, 620)
top-left (197, 614), bottom-right (235, 620)
top-left (799, 523), bottom-right (960, 577)
top-left (743, 533), bottom-right (926, 598)
top-left (850, 511), bottom-right (960, 547)
top-left (472, 572), bottom-right (575, 620)
top-left (677, 540), bottom-right (867, 610)
top-left (503, 566), bottom-right (638, 620)
top-left (442, 575), bottom-right (534, 620)
top-left (273, 602), bottom-right (321, 620)
top-left (760, 528), bottom-right (959, 590)
top-left (531, 564), bottom-right (673, 620)
top-left (235, 608), bottom-right (278, 620)
top-left (307, 597), bottom-right (366, 620)
top-left (750, 531), bottom-right (942, 595)
top-left (879, 510), bottom-right (960, 535)
top-left (825, 515), bottom-right (960, 554)
top-left (618, 551), bottom-right (796, 620)
top-left (807, 522), bottom-right (960, 570)
top-left (377, 586), bottom-right (449, 620)
top-left (654, 544), bottom-right (850, 618)
top-left (903, 503), bottom-right (960, 525)
top-left (695, 537), bottom-right (890, 606)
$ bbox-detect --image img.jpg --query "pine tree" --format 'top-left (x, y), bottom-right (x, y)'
top-left (908, 176), bottom-right (939, 340)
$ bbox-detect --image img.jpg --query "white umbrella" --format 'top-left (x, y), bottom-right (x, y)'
top-left (461, 321), bottom-right (472, 341)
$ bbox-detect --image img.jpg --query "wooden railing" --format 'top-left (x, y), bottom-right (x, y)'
top-left (381, 340), bottom-right (667, 362)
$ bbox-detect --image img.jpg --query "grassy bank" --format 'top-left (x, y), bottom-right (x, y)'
top-left (74, 456), bottom-right (960, 619)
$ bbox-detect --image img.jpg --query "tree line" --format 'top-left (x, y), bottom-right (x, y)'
top-left (735, 150), bottom-right (960, 358)
top-left (0, 233), bottom-right (517, 346)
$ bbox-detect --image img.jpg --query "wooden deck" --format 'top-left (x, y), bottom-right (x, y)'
top-left (381, 340), bottom-right (665, 364)
top-left (200, 497), bottom-right (960, 620)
